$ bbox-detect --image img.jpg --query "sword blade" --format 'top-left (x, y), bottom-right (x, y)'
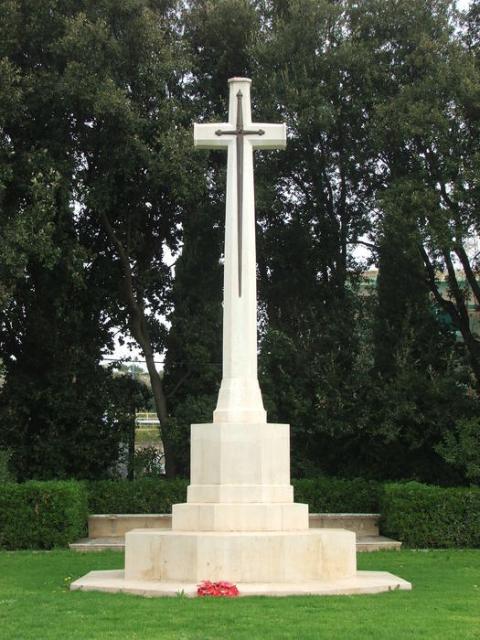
top-left (237, 133), bottom-right (243, 297)
top-left (236, 91), bottom-right (244, 297)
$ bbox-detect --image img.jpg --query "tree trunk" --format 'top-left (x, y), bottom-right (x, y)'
top-left (127, 405), bottom-right (135, 481)
top-left (420, 244), bottom-right (480, 389)
top-left (99, 210), bottom-right (177, 476)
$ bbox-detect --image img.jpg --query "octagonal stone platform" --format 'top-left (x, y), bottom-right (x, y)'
top-left (71, 570), bottom-right (411, 597)
top-left (70, 527), bottom-right (412, 596)
top-left (124, 528), bottom-right (355, 583)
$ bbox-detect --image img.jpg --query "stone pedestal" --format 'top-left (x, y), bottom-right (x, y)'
top-left (71, 420), bottom-right (412, 596)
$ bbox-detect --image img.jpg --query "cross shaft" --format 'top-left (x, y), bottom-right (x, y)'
top-left (214, 91), bottom-right (265, 296)
top-left (193, 77), bottom-right (286, 424)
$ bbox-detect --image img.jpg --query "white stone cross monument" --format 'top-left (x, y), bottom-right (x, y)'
top-left (194, 77), bottom-right (285, 425)
top-left (71, 78), bottom-right (411, 596)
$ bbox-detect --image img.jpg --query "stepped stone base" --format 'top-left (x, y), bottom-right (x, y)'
top-left (85, 512), bottom-right (382, 538)
top-left (88, 514), bottom-right (172, 539)
top-left (172, 502), bottom-right (309, 531)
top-left (70, 417), bottom-right (408, 596)
top-left (309, 513), bottom-right (380, 536)
top-left (356, 536), bottom-right (402, 552)
top-left (70, 527), bottom-right (411, 596)
top-left (125, 528), bottom-right (356, 583)
top-left (69, 533), bottom-right (402, 553)
top-left (70, 569), bottom-right (411, 597)
top-left (70, 513), bottom-right (402, 553)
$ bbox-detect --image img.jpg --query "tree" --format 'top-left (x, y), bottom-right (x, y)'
top-left (365, 196), bottom-right (475, 482)
top-left (59, 0), bottom-right (202, 476)
top-left (0, 0), bottom-right (130, 479)
top-left (245, 0), bottom-right (379, 473)
top-left (363, 0), bottom-right (480, 388)
top-left (161, 189), bottom-right (223, 475)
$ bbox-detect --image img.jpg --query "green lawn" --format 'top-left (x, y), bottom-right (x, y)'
top-left (0, 549), bottom-right (478, 639)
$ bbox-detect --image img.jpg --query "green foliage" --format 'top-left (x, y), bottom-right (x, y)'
top-left (0, 0), bottom-right (479, 484)
top-left (0, 481), bottom-right (88, 549)
top-left (86, 478), bottom-right (188, 514)
top-left (293, 478), bottom-right (383, 513)
top-left (0, 449), bottom-right (13, 483)
top-left (85, 477), bottom-right (381, 513)
top-left (365, 0), bottom-right (480, 384)
top-left (133, 446), bottom-right (165, 479)
top-left (0, 0), bottom-right (131, 480)
top-left (437, 417), bottom-right (480, 484)
top-left (374, 202), bottom-right (447, 377)
top-left (381, 482), bottom-right (480, 548)
top-left (0, 363), bottom-right (145, 480)
top-left (1, 477), bottom-right (479, 552)
top-left (250, 0), bottom-right (378, 479)
top-left (354, 359), bottom-right (476, 483)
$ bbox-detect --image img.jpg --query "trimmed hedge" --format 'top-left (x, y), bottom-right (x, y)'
top-left (86, 477), bottom-right (382, 515)
top-left (87, 478), bottom-right (188, 514)
top-left (1, 478), bottom-right (479, 549)
top-left (293, 478), bottom-right (383, 513)
top-left (0, 481), bottom-right (88, 549)
top-left (381, 482), bottom-right (480, 548)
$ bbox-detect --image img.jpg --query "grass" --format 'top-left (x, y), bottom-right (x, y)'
top-left (0, 549), bottom-right (479, 639)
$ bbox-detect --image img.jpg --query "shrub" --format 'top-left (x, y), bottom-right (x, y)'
top-left (0, 449), bottom-right (13, 483)
top-left (381, 482), bottom-right (480, 548)
top-left (0, 481), bottom-right (88, 549)
top-left (293, 478), bottom-right (383, 512)
top-left (86, 477), bottom-right (382, 515)
top-left (133, 446), bottom-right (165, 478)
top-left (87, 478), bottom-right (188, 514)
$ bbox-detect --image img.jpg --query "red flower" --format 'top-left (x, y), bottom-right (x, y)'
top-left (197, 580), bottom-right (239, 597)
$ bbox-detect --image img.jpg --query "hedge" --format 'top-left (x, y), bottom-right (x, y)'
top-left (0, 481), bottom-right (88, 549)
top-left (86, 477), bottom-right (382, 515)
top-left (293, 478), bottom-right (383, 513)
top-left (381, 482), bottom-right (480, 548)
top-left (1, 478), bottom-right (479, 549)
top-left (86, 478), bottom-right (188, 514)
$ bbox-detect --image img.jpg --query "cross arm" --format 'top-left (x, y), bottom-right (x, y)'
top-left (250, 123), bottom-right (287, 150)
top-left (194, 123), bottom-right (231, 149)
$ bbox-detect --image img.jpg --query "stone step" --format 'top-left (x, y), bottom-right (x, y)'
top-left (71, 537), bottom-right (126, 552)
top-left (309, 513), bottom-right (380, 536)
top-left (356, 536), bottom-right (402, 552)
top-left (72, 512), bottom-right (400, 554)
top-left (88, 514), bottom-right (171, 539)
top-left (87, 512), bottom-right (380, 539)
top-left (69, 533), bottom-right (401, 553)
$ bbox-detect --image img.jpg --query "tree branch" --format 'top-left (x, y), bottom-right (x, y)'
top-left (455, 244), bottom-right (480, 308)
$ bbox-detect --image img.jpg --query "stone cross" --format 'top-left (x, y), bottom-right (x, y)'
top-left (71, 76), bottom-right (411, 599)
top-left (194, 77), bottom-right (286, 424)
